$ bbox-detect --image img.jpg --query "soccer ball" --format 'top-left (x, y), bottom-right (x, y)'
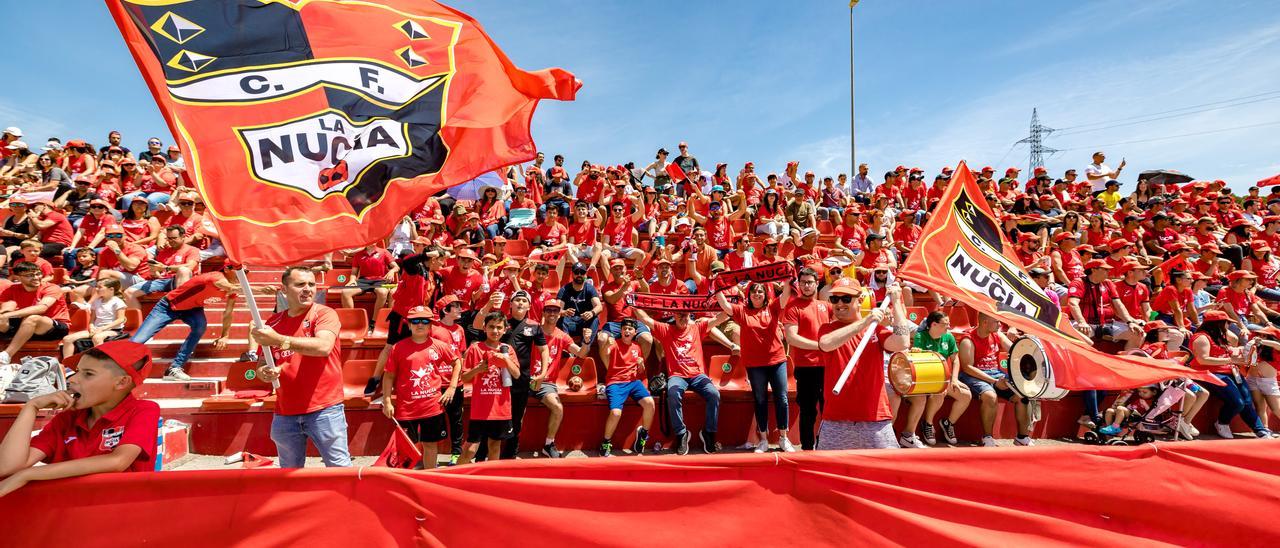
top-left (568, 376), bottom-right (584, 392)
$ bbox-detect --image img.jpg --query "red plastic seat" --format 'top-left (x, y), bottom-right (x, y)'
top-left (708, 355), bottom-right (750, 400)
top-left (817, 220), bottom-right (835, 234)
top-left (554, 356), bottom-right (599, 404)
top-left (504, 239), bottom-right (531, 258)
top-left (945, 305), bottom-right (973, 329)
top-left (50, 268), bottom-right (67, 285)
top-left (123, 309), bottom-right (143, 332)
top-left (365, 308), bottom-right (392, 345)
top-left (904, 306), bottom-right (930, 325)
top-left (731, 218), bottom-right (749, 234)
top-left (335, 308), bottom-right (368, 345)
top-left (200, 363), bottom-right (270, 411)
top-left (323, 268), bottom-right (353, 287)
top-left (68, 308), bottom-right (90, 333)
top-left (342, 359), bottom-right (377, 408)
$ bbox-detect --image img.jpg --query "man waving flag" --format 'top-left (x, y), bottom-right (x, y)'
top-left (107, 0), bottom-right (579, 264)
top-left (898, 161), bottom-right (1218, 389)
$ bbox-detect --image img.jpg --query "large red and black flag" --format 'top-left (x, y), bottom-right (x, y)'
top-left (899, 162), bottom-right (1217, 389)
top-left (107, 0), bottom-right (579, 265)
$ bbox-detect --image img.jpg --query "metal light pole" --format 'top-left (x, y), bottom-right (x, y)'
top-left (849, 1), bottom-right (858, 172)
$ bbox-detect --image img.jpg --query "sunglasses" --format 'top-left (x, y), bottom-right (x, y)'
top-left (89, 205), bottom-right (107, 209)
top-left (543, 307), bottom-right (562, 313)
top-left (829, 295), bottom-right (856, 304)
top-left (105, 233), bottom-right (124, 238)
top-left (407, 318), bottom-right (431, 325)
top-left (179, 201), bottom-right (195, 206)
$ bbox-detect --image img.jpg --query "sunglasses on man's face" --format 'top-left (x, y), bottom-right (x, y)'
top-left (90, 205), bottom-right (107, 210)
top-left (407, 318), bottom-right (432, 325)
top-left (829, 295), bottom-right (856, 304)
top-left (179, 201), bottom-right (195, 206)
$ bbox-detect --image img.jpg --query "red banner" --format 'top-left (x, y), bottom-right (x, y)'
top-left (898, 162), bottom-right (1217, 389)
top-left (4, 441), bottom-right (1278, 545)
top-left (107, 0), bottom-right (579, 265)
top-left (629, 292), bottom-right (738, 313)
top-left (709, 262), bottom-right (796, 293)
top-left (374, 423), bottom-right (421, 469)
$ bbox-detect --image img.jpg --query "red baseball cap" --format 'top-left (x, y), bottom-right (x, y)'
top-left (1052, 232), bottom-right (1078, 243)
top-left (1108, 238), bottom-right (1132, 250)
top-left (980, 166), bottom-right (994, 173)
top-left (88, 340), bottom-right (154, 387)
top-left (434, 295), bottom-right (461, 312)
top-left (456, 249), bottom-right (478, 260)
top-left (1084, 259), bottom-right (1112, 270)
top-left (1228, 270), bottom-right (1257, 281)
top-left (1202, 310), bottom-right (1230, 323)
top-left (828, 278), bottom-right (861, 296)
top-left (406, 306), bottom-right (434, 320)
top-left (1114, 260), bottom-right (1141, 275)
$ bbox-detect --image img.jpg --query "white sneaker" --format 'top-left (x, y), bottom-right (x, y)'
top-left (1190, 425), bottom-right (1200, 437)
top-left (1177, 421), bottom-right (1197, 439)
top-left (753, 439), bottom-right (769, 453)
top-left (898, 432), bottom-right (926, 449)
top-left (982, 436), bottom-right (998, 447)
top-left (779, 437), bottom-right (797, 453)
top-left (1015, 436), bottom-right (1035, 446)
top-left (1214, 423), bottom-right (1234, 439)
top-left (0, 351), bottom-right (9, 365)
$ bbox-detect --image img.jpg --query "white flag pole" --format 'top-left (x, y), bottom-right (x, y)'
top-left (235, 268), bottom-right (280, 390)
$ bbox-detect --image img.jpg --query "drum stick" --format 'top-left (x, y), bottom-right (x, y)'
top-left (832, 293), bottom-right (893, 395)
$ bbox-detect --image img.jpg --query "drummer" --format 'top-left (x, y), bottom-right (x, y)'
top-left (815, 279), bottom-right (913, 450)
top-left (956, 313), bottom-right (1034, 447)
top-left (899, 311), bottom-right (971, 447)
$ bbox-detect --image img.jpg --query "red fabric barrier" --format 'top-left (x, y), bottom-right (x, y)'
top-left (6, 441), bottom-right (1279, 545)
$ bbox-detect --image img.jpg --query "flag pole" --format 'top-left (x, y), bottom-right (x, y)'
top-left (235, 267), bottom-right (280, 390)
top-left (832, 290), bottom-right (892, 395)
top-left (849, 0), bottom-right (858, 171)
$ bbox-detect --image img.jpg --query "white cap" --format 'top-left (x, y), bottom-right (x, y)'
top-left (41, 141), bottom-right (62, 151)
top-left (5, 141), bottom-right (27, 150)
top-left (3, 127), bottom-right (22, 137)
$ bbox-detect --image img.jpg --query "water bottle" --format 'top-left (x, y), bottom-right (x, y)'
top-left (499, 345), bottom-right (513, 387)
top-left (154, 417), bottom-right (165, 472)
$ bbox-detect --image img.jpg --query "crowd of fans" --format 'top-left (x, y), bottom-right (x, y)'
top-left (1, 126), bottom-right (1278, 474)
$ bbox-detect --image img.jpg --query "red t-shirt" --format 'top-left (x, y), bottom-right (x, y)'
top-left (29, 395), bottom-right (159, 473)
top-left (387, 337), bottom-right (458, 420)
top-left (567, 219), bottom-right (599, 246)
top-left (120, 217), bottom-right (152, 243)
top-left (820, 322), bottom-right (893, 422)
top-left (601, 280), bottom-right (637, 322)
top-left (1151, 286), bottom-right (1192, 325)
top-left (780, 297), bottom-right (833, 367)
top-left (602, 218), bottom-right (633, 247)
top-left (534, 220), bottom-right (568, 245)
top-left (1, 283), bottom-right (69, 322)
top-left (439, 265), bottom-right (483, 303)
top-left (465, 342), bottom-right (517, 420)
top-left (351, 247), bottom-right (395, 280)
top-left (39, 210), bottom-right (74, 246)
top-left (731, 300), bottom-right (787, 368)
top-left (605, 339), bottom-right (646, 384)
top-left (1112, 281), bottom-right (1149, 320)
top-left (98, 243), bottom-right (149, 275)
top-left (430, 322), bottom-right (467, 359)
top-left (266, 304), bottom-right (344, 416)
top-left (78, 213), bottom-right (117, 242)
top-left (532, 327), bottom-right (572, 382)
top-left (957, 328), bottom-right (1002, 371)
top-left (1217, 287), bottom-right (1254, 318)
top-left (704, 216), bottom-right (733, 250)
top-left (165, 271), bottom-right (230, 311)
top-left (153, 244), bottom-right (200, 279)
top-left (1189, 332), bottom-right (1232, 374)
top-left (650, 320), bottom-right (711, 379)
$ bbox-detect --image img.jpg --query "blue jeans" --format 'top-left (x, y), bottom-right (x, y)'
top-left (130, 277), bottom-right (176, 296)
top-left (130, 297), bottom-right (206, 371)
top-left (1206, 373), bottom-right (1266, 433)
top-left (558, 314), bottom-right (600, 344)
top-left (746, 362), bottom-right (789, 432)
top-left (666, 374), bottom-right (721, 435)
top-left (270, 403), bottom-right (352, 468)
top-left (121, 191), bottom-right (171, 211)
top-left (1081, 390), bottom-right (1105, 425)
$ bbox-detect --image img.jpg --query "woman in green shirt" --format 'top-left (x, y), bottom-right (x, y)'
top-left (899, 311), bottom-right (971, 447)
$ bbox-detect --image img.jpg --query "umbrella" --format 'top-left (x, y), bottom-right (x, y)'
top-left (446, 170), bottom-right (505, 200)
top-left (1258, 173), bottom-right (1280, 187)
top-left (1137, 169), bottom-right (1194, 186)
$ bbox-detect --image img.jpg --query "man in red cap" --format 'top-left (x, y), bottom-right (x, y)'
top-left (382, 306), bottom-right (461, 469)
top-left (816, 279), bottom-right (912, 449)
top-left (98, 226), bottom-right (150, 289)
top-left (530, 298), bottom-right (591, 458)
top-left (27, 199), bottom-right (73, 260)
top-left (0, 340), bottom-right (159, 497)
top-left (252, 266), bottom-right (350, 467)
top-left (439, 248), bottom-right (484, 306)
top-left (1050, 231), bottom-right (1083, 285)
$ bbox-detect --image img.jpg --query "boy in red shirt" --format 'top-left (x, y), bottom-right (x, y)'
top-left (382, 306), bottom-right (461, 469)
top-left (598, 319), bottom-right (655, 457)
top-left (0, 340), bottom-right (159, 497)
top-left (0, 262), bottom-right (72, 365)
top-left (337, 244), bottom-right (398, 313)
top-left (458, 312), bottom-right (520, 464)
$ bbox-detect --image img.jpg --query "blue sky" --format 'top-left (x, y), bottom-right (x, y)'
top-left (2, 0), bottom-right (1279, 190)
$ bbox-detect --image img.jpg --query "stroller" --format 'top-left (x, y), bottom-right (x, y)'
top-left (1088, 380), bottom-right (1189, 446)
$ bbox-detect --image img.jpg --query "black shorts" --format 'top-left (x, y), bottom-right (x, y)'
top-left (386, 311), bottom-right (411, 346)
top-left (3, 318), bottom-right (69, 340)
top-left (350, 278), bottom-right (386, 294)
top-left (398, 414), bottom-right (448, 444)
top-left (466, 419), bottom-right (514, 443)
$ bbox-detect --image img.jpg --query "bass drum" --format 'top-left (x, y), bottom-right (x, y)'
top-left (887, 351), bottom-right (951, 396)
top-left (1008, 336), bottom-right (1070, 401)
